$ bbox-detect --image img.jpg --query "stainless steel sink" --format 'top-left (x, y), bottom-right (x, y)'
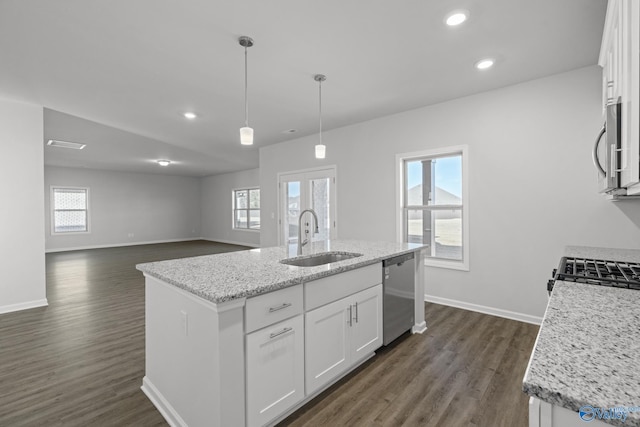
top-left (280, 251), bottom-right (362, 267)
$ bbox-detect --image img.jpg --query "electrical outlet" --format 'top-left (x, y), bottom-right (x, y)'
top-left (127, 233), bottom-right (134, 238)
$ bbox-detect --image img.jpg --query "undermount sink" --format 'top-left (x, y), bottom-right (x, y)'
top-left (280, 251), bottom-right (362, 267)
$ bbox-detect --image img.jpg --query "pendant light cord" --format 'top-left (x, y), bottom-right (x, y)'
top-left (244, 46), bottom-right (249, 127)
top-left (318, 78), bottom-right (322, 145)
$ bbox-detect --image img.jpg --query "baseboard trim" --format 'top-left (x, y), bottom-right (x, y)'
top-left (45, 238), bottom-right (204, 253)
top-left (424, 294), bottom-right (542, 325)
top-left (201, 238), bottom-right (259, 248)
top-left (141, 377), bottom-right (187, 427)
top-left (0, 298), bottom-right (48, 315)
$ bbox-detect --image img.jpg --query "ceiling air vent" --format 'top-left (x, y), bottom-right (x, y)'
top-left (47, 139), bottom-right (86, 150)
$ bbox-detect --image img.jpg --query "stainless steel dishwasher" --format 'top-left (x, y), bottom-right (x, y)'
top-left (382, 252), bottom-right (415, 345)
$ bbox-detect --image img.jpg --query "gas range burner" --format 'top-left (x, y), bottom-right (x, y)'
top-left (547, 256), bottom-right (640, 293)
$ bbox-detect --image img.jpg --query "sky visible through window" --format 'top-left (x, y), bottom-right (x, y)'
top-left (407, 155), bottom-right (461, 198)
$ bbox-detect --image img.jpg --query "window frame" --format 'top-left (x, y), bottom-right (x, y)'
top-left (232, 187), bottom-right (261, 231)
top-left (396, 145), bottom-right (469, 271)
top-left (50, 186), bottom-right (91, 235)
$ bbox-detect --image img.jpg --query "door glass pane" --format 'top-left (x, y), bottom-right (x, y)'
top-left (310, 178), bottom-right (330, 242)
top-left (235, 210), bottom-right (247, 229)
top-left (285, 182), bottom-right (300, 244)
top-left (434, 209), bottom-right (462, 260)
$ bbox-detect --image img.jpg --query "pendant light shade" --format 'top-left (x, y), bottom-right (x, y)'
top-left (314, 74), bottom-right (326, 159)
top-left (239, 36), bottom-right (254, 145)
top-left (315, 144), bottom-right (326, 159)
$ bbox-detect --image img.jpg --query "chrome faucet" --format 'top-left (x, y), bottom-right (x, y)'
top-left (297, 209), bottom-right (319, 255)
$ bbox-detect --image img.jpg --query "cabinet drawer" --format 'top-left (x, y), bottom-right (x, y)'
top-left (245, 285), bottom-right (303, 333)
top-left (305, 263), bottom-right (381, 311)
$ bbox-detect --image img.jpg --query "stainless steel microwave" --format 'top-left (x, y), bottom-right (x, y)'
top-left (593, 102), bottom-right (625, 195)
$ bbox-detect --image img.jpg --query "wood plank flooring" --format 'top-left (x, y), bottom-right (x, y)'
top-left (0, 241), bottom-right (539, 427)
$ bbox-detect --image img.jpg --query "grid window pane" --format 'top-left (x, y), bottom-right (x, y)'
top-left (249, 210), bottom-right (260, 229)
top-left (433, 209), bottom-right (462, 260)
top-left (54, 211), bottom-right (87, 233)
top-left (52, 188), bottom-right (89, 233)
top-left (54, 189), bottom-right (86, 210)
top-left (406, 209), bottom-right (424, 244)
top-left (235, 210), bottom-right (248, 228)
top-left (403, 151), bottom-right (464, 263)
top-left (249, 189), bottom-right (260, 208)
top-left (233, 188), bottom-right (260, 230)
top-left (236, 190), bottom-right (248, 209)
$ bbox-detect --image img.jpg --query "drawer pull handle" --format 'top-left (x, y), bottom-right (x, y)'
top-left (269, 327), bottom-right (293, 339)
top-left (268, 302), bottom-right (292, 313)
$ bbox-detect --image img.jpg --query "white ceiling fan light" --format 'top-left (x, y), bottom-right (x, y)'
top-left (314, 74), bottom-right (327, 160)
top-left (444, 10), bottom-right (469, 26)
top-left (475, 58), bottom-right (495, 70)
top-left (157, 159), bottom-right (171, 166)
top-left (47, 139), bottom-right (87, 150)
top-left (183, 112), bottom-right (197, 120)
top-left (239, 36), bottom-right (254, 146)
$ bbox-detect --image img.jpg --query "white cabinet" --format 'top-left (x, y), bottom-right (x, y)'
top-left (529, 397), bottom-right (613, 427)
top-left (599, 0), bottom-right (640, 192)
top-left (246, 315), bottom-right (304, 427)
top-left (350, 285), bottom-right (384, 362)
top-left (305, 284), bottom-right (382, 395)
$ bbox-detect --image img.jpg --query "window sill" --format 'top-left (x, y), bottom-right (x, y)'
top-left (51, 231), bottom-right (90, 236)
top-left (232, 228), bottom-right (261, 233)
top-left (424, 258), bottom-right (469, 271)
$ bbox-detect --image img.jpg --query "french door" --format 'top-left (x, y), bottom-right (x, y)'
top-left (278, 167), bottom-right (337, 246)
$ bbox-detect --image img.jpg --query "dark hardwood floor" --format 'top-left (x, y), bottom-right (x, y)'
top-left (0, 241), bottom-right (538, 427)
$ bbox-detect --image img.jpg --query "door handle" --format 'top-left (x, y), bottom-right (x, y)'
top-left (354, 302), bottom-right (358, 323)
top-left (269, 327), bottom-right (293, 339)
top-left (592, 124), bottom-right (607, 177)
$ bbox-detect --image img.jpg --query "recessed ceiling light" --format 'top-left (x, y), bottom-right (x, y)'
top-left (157, 160), bottom-right (171, 166)
top-left (283, 129), bottom-right (297, 134)
top-left (475, 59), bottom-right (495, 70)
top-left (47, 139), bottom-right (86, 150)
top-left (445, 10), bottom-right (468, 26)
top-left (183, 112), bottom-right (197, 120)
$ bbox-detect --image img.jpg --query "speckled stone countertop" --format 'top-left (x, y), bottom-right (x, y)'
top-left (136, 240), bottom-right (425, 304)
top-left (523, 246), bottom-right (640, 427)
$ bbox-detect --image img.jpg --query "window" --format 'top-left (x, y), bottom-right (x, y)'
top-left (233, 188), bottom-right (260, 230)
top-left (397, 145), bottom-right (469, 270)
top-left (51, 187), bottom-right (90, 234)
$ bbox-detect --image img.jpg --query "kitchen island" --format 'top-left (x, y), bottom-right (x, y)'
top-left (523, 246), bottom-right (640, 427)
top-left (137, 240), bottom-right (427, 427)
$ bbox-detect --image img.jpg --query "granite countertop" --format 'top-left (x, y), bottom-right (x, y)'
top-left (523, 246), bottom-right (640, 427)
top-left (136, 239), bottom-right (425, 304)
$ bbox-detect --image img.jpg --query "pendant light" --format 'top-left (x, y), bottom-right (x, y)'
top-left (239, 36), bottom-right (254, 145)
top-left (314, 74), bottom-right (326, 159)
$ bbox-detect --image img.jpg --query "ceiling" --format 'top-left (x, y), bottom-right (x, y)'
top-left (0, 0), bottom-right (607, 177)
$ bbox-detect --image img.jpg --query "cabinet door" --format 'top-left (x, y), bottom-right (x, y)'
top-left (350, 284), bottom-right (383, 363)
top-left (305, 297), bottom-right (350, 395)
top-left (620, 0), bottom-right (640, 188)
top-left (246, 315), bottom-right (304, 427)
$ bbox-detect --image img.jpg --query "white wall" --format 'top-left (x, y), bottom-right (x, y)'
top-left (201, 168), bottom-right (260, 247)
top-left (0, 98), bottom-right (47, 313)
top-left (260, 66), bottom-right (640, 322)
top-left (45, 166), bottom-right (202, 251)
